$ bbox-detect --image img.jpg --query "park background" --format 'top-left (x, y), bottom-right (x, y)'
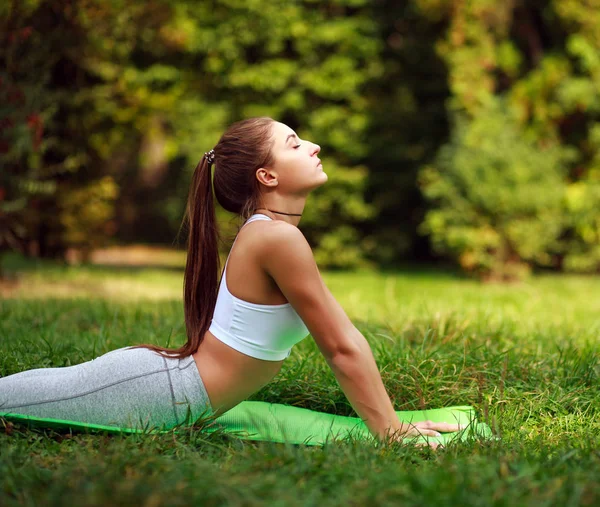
top-left (1, 1), bottom-right (600, 506)
top-left (3, 0), bottom-right (600, 280)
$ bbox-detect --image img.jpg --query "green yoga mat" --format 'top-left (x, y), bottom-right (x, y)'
top-left (0, 401), bottom-right (492, 446)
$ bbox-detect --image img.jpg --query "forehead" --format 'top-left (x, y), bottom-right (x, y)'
top-left (271, 122), bottom-right (296, 148)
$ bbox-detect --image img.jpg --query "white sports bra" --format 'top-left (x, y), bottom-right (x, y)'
top-left (208, 214), bottom-right (309, 361)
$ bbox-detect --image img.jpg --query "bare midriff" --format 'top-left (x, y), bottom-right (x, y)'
top-left (192, 330), bottom-right (284, 416)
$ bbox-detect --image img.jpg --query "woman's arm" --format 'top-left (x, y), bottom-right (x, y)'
top-left (318, 287), bottom-right (457, 442)
top-left (260, 223), bottom-right (460, 444)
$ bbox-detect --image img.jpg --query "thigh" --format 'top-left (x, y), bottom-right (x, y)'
top-left (0, 347), bottom-right (127, 380)
top-left (0, 347), bottom-right (179, 429)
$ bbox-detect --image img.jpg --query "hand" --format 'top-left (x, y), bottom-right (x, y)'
top-left (391, 420), bottom-right (466, 448)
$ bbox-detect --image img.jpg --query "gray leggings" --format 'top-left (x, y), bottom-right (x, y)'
top-left (0, 347), bottom-right (212, 430)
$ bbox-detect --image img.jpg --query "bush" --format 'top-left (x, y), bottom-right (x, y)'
top-left (419, 101), bottom-right (570, 281)
top-left (58, 177), bottom-right (119, 262)
top-left (562, 180), bottom-right (600, 272)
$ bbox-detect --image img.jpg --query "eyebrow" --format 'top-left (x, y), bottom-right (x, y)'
top-left (285, 133), bottom-right (298, 144)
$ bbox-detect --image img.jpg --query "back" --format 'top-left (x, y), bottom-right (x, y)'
top-left (208, 214), bottom-right (309, 361)
top-left (194, 214), bottom-right (309, 414)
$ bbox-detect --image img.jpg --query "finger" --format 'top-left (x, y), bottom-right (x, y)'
top-left (416, 429), bottom-right (442, 437)
top-left (426, 422), bottom-right (467, 433)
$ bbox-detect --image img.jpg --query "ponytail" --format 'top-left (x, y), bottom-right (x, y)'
top-left (135, 153), bottom-right (220, 358)
top-left (135, 116), bottom-right (275, 358)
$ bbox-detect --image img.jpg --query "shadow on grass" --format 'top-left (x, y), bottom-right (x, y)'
top-left (1, 252), bottom-right (185, 275)
top-left (2, 251), bottom-right (470, 281)
top-left (377, 261), bottom-right (471, 281)
top-left (75, 263), bottom-right (185, 274)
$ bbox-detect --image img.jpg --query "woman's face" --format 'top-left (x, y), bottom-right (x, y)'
top-left (258, 121), bottom-right (327, 194)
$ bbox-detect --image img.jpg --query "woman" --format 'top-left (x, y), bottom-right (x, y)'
top-left (1, 117), bottom-right (459, 445)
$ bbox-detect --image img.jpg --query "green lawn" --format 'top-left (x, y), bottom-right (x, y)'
top-left (1, 253), bottom-right (599, 506)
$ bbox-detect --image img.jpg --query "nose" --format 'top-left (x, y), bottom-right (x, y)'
top-left (311, 142), bottom-right (321, 156)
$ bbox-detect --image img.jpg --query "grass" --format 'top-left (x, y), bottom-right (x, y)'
top-left (1, 251), bottom-right (599, 506)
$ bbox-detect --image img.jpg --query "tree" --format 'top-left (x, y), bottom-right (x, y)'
top-left (420, 101), bottom-right (570, 281)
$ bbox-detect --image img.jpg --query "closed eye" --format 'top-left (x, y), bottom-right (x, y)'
top-left (293, 144), bottom-right (301, 149)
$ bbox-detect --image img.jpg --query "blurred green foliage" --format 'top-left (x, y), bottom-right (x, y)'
top-left (58, 176), bottom-right (119, 259)
top-left (1, 0), bottom-right (600, 277)
top-left (417, 0), bottom-right (600, 278)
top-left (420, 101), bottom-right (571, 281)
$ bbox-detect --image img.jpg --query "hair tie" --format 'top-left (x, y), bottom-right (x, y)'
top-left (204, 149), bottom-right (215, 165)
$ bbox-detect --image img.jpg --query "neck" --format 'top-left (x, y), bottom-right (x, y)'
top-left (257, 208), bottom-right (301, 217)
top-left (254, 207), bottom-right (303, 226)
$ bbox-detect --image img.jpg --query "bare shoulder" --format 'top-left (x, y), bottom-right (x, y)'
top-left (259, 221), bottom-right (311, 253)
top-left (257, 221), bottom-right (315, 274)
top-left (258, 222), bottom-right (358, 359)
top-left (258, 219), bottom-right (307, 241)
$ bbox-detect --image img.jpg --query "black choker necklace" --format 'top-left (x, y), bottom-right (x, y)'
top-left (255, 208), bottom-right (302, 217)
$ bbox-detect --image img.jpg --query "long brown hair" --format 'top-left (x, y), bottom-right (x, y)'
top-left (137, 116), bottom-right (276, 358)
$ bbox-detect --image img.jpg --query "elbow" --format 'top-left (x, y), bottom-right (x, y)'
top-left (328, 346), bottom-right (362, 376)
top-left (330, 341), bottom-right (361, 361)
top-left (327, 332), bottom-right (365, 371)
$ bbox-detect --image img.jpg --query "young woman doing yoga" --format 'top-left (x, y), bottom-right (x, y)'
top-left (0, 117), bottom-right (460, 445)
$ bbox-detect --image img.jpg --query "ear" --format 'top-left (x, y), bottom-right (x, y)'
top-left (256, 167), bottom-right (279, 188)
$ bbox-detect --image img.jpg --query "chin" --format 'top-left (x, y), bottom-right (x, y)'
top-left (311, 174), bottom-right (327, 191)
top-left (301, 172), bottom-right (328, 194)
